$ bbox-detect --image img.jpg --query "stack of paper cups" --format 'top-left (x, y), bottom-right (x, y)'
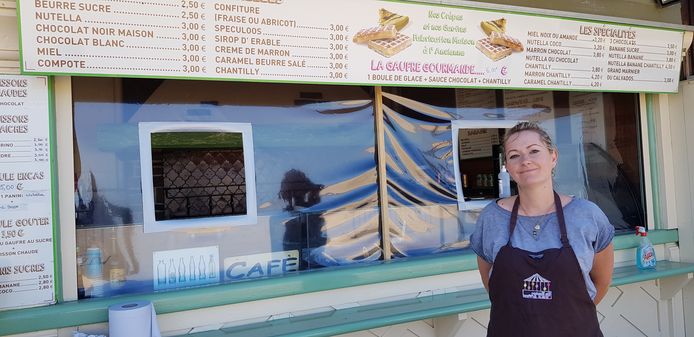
top-left (108, 301), bottom-right (161, 337)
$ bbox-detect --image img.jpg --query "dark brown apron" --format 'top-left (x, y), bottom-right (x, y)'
top-left (487, 192), bottom-right (603, 337)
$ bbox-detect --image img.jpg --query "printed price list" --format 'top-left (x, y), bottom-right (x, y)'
top-left (0, 138), bottom-right (49, 164)
top-left (523, 27), bottom-right (679, 89)
top-left (24, 0), bottom-right (352, 81)
top-left (0, 273), bottom-right (53, 295)
top-left (0, 75), bottom-right (56, 310)
top-left (20, 0), bottom-right (684, 92)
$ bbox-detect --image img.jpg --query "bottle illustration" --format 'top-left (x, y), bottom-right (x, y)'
top-left (189, 256), bottom-right (196, 281)
top-left (178, 257), bottom-right (186, 283)
top-left (157, 260), bottom-right (166, 285)
top-left (168, 258), bottom-right (177, 284)
top-left (498, 165), bottom-right (511, 198)
top-left (198, 255), bottom-right (206, 280)
top-left (207, 254), bottom-right (216, 279)
top-left (635, 226), bottom-right (656, 270)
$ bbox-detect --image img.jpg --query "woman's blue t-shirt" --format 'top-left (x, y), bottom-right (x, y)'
top-left (470, 197), bottom-right (615, 300)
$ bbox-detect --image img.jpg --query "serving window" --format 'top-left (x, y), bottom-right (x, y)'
top-left (139, 123), bottom-right (256, 233)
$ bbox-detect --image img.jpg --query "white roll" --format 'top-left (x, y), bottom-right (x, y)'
top-left (108, 301), bottom-right (161, 337)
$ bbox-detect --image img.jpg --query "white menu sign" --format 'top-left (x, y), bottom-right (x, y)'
top-left (18, 0), bottom-right (684, 92)
top-left (503, 90), bottom-right (555, 121)
top-left (569, 92), bottom-right (606, 149)
top-left (0, 75), bottom-right (55, 310)
top-left (459, 128), bottom-right (499, 160)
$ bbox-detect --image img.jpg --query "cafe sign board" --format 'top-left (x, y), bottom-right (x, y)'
top-left (0, 75), bottom-right (56, 310)
top-left (18, 0), bottom-right (684, 92)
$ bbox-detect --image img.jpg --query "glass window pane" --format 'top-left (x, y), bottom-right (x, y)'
top-left (381, 87), bottom-right (644, 258)
top-left (73, 78), bottom-right (380, 298)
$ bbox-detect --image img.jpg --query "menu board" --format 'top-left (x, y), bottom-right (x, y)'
top-left (569, 92), bottom-right (606, 149)
top-left (0, 75), bottom-right (55, 310)
top-left (503, 90), bottom-right (556, 136)
top-left (18, 0), bottom-right (684, 92)
top-left (503, 90), bottom-right (555, 120)
top-left (455, 89), bottom-right (496, 109)
top-left (459, 128), bottom-right (499, 160)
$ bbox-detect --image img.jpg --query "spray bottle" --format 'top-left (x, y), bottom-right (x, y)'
top-left (635, 226), bottom-right (656, 270)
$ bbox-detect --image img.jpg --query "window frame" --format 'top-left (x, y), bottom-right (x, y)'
top-left (450, 119), bottom-right (520, 211)
top-left (138, 122), bottom-right (257, 233)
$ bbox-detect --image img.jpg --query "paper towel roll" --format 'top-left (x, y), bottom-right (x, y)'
top-left (108, 301), bottom-right (161, 337)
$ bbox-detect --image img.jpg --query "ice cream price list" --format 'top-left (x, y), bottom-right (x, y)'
top-left (0, 75), bottom-right (56, 310)
top-left (19, 0), bottom-right (685, 93)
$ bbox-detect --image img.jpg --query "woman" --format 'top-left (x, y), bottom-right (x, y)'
top-left (470, 122), bottom-right (614, 337)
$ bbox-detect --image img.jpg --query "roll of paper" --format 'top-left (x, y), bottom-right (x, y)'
top-left (108, 301), bottom-right (161, 337)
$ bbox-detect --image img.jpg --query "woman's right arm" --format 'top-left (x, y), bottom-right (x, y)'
top-left (477, 256), bottom-right (492, 292)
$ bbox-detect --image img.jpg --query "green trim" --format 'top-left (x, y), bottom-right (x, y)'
top-left (0, 252), bottom-right (476, 336)
top-left (611, 260), bottom-right (694, 286)
top-left (15, 70), bottom-right (679, 95)
top-left (181, 261), bottom-right (694, 337)
top-left (181, 260), bottom-right (694, 337)
top-left (186, 288), bottom-right (492, 337)
top-left (612, 229), bottom-right (678, 250)
top-left (16, 1), bottom-right (24, 74)
top-left (0, 229), bottom-right (678, 336)
top-left (47, 76), bottom-right (62, 304)
top-left (646, 94), bottom-right (662, 229)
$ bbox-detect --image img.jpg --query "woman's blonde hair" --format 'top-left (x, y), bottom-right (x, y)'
top-left (502, 121), bottom-right (556, 158)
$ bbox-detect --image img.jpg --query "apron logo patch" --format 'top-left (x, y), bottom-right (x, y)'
top-left (522, 273), bottom-right (552, 300)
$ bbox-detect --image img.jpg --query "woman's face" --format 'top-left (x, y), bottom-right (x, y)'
top-left (504, 130), bottom-right (557, 189)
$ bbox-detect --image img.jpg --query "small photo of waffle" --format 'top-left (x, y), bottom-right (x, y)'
top-left (477, 18), bottom-right (523, 61)
top-left (476, 38), bottom-right (512, 61)
top-left (354, 8), bottom-right (411, 57)
top-left (353, 25), bottom-right (397, 43)
top-left (368, 33), bottom-right (412, 58)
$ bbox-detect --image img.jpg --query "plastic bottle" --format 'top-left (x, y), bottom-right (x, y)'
top-left (108, 228), bottom-right (126, 291)
top-left (84, 247), bottom-right (104, 297)
top-left (635, 226), bottom-right (656, 270)
top-left (498, 165), bottom-right (511, 198)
